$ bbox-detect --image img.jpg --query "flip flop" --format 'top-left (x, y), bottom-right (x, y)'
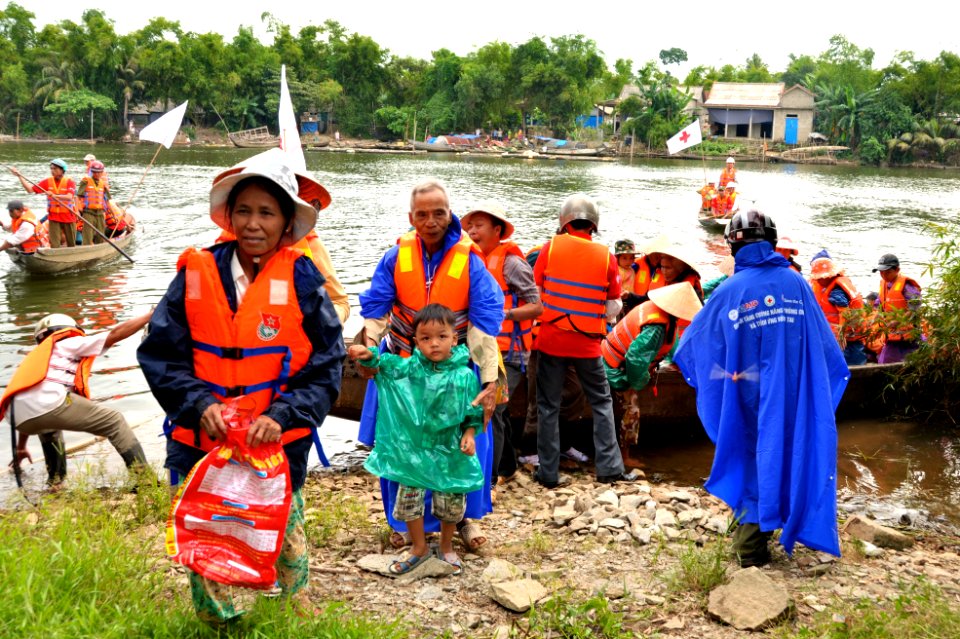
top-left (389, 530), bottom-right (411, 549)
top-left (440, 551), bottom-right (463, 576)
top-left (389, 550), bottom-right (431, 575)
top-left (457, 520), bottom-right (487, 551)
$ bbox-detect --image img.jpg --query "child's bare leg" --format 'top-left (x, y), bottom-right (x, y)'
top-left (407, 517), bottom-right (429, 557)
top-left (439, 520), bottom-right (457, 556)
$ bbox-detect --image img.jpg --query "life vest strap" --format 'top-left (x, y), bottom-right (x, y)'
top-left (543, 300), bottom-right (605, 319)
top-left (543, 287), bottom-right (609, 306)
top-left (204, 380), bottom-right (278, 398)
top-left (193, 342), bottom-right (290, 359)
top-left (544, 275), bottom-right (607, 292)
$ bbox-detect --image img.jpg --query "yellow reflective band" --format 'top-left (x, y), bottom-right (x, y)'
top-left (398, 245), bottom-right (413, 273)
top-left (448, 252), bottom-right (468, 279)
top-left (649, 312), bottom-right (661, 320)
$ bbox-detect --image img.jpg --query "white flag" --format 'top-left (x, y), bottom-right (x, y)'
top-left (138, 100), bottom-right (188, 149)
top-left (278, 65), bottom-right (306, 172)
top-left (666, 119), bottom-right (702, 155)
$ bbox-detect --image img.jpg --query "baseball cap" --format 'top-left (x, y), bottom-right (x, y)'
top-left (872, 254), bottom-right (900, 272)
top-left (7, 200), bottom-right (24, 211)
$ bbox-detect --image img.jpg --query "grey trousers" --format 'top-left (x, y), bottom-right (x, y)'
top-left (17, 392), bottom-right (140, 456)
top-left (536, 352), bottom-right (624, 482)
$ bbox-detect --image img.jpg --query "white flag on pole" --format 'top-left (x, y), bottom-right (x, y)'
top-left (278, 65), bottom-right (306, 172)
top-left (666, 119), bottom-right (702, 155)
top-left (138, 100), bottom-right (188, 149)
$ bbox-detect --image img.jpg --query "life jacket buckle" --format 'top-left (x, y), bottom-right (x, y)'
top-left (223, 385), bottom-right (245, 397)
top-left (220, 347), bottom-right (244, 360)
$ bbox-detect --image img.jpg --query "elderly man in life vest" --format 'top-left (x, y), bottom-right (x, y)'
top-left (533, 193), bottom-right (639, 488)
top-left (1, 200), bottom-right (43, 253)
top-left (674, 210), bottom-right (848, 567)
top-left (462, 203), bottom-right (543, 486)
top-left (809, 255), bottom-right (868, 365)
top-left (873, 253), bottom-right (923, 363)
top-left (1, 311), bottom-right (153, 489)
top-left (357, 179), bottom-right (504, 551)
top-left (9, 159), bottom-right (77, 248)
top-left (602, 282), bottom-right (702, 447)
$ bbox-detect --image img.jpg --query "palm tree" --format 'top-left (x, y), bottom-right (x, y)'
top-left (116, 57), bottom-right (145, 128)
top-left (33, 52), bottom-right (77, 107)
top-left (814, 84), bottom-right (876, 148)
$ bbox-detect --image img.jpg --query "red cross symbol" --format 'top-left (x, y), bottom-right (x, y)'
top-left (679, 130), bottom-right (690, 143)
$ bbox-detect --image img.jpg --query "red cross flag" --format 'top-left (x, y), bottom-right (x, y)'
top-left (666, 119), bottom-right (702, 155)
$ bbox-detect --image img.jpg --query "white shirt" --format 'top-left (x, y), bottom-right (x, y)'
top-left (3, 218), bottom-right (35, 247)
top-left (231, 252), bottom-right (249, 303)
top-left (10, 332), bottom-right (109, 424)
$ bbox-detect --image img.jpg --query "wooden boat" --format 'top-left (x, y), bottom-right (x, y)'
top-left (329, 342), bottom-right (902, 426)
top-left (698, 209), bottom-right (732, 232)
top-left (5, 222), bottom-right (137, 275)
top-left (543, 147), bottom-right (600, 157)
top-left (411, 140), bottom-right (456, 152)
top-left (228, 126), bottom-right (280, 148)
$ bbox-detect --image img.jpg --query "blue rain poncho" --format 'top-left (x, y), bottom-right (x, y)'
top-left (674, 242), bottom-right (849, 556)
top-left (361, 344), bottom-right (485, 494)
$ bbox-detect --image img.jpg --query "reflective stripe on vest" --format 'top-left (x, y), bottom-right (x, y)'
top-left (46, 177), bottom-right (73, 217)
top-left (81, 176), bottom-right (107, 210)
top-left (601, 301), bottom-right (672, 369)
top-left (0, 328), bottom-right (92, 421)
top-left (390, 230), bottom-right (476, 357)
top-left (647, 269), bottom-right (703, 301)
top-left (632, 255), bottom-right (656, 297)
top-left (169, 246), bottom-right (314, 451)
top-left (540, 234), bottom-right (609, 336)
top-left (486, 241), bottom-right (534, 356)
top-left (12, 209), bottom-right (41, 253)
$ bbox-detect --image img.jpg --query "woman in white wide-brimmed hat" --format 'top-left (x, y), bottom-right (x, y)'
top-left (138, 156), bottom-right (345, 623)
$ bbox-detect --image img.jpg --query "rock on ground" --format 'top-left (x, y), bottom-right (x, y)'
top-left (489, 578), bottom-right (549, 612)
top-left (843, 515), bottom-right (915, 550)
top-left (708, 567), bottom-right (793, 630)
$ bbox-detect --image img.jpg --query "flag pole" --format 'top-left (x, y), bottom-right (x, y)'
top-left (122, 144), bottom-right (163, 211)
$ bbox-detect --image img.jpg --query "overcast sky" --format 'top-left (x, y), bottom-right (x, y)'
top-left (28, 1), bottom-right (958, 77)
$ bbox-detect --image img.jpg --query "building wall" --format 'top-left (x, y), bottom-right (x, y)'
top-left (772, 109), bottom-right (815, 142)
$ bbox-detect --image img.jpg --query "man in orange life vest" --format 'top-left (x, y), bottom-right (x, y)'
top-left (462, 202), bottom-right (543, 483)
top-left (357, 178), bottom-right (504, 549)
top-left (719, 157), bottom-right (737, 188)
top-left (533, 193), bottom-right (639, 487)
top-left (873, 253), bottom-right (922, 364)
top-left (10, 159), bottom-right (77, 248)
top-left (809, 255), bottom-right (867, 365)
top-left (1, 200), bottom-right (42, 254)
top-left (776, 236), bottom-right (802, 273)
top-left (76, 160), bottom-right (110, 245)
top-left (0, 311), bottom-right (152, 487)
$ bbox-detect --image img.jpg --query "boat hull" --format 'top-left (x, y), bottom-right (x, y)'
top-left (5, 230), bottom-right (136, 274)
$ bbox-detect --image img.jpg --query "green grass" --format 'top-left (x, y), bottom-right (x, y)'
top-left (664, 539), bottom-right (729, 595)
top-left (0, 484), bottom-right (407, 639)
top-left (517, 592), bottom-right (643, 639)
top-left (782, 579), bottom-right (960, 639)
top-left (302, 485), bottom-right (373, 546)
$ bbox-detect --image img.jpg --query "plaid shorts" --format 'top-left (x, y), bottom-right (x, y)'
top-left (393, 485), bottom-right (466, 523)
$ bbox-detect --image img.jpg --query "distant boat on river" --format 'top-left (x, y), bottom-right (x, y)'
top-left (228, 126), bottom-right (280, 148)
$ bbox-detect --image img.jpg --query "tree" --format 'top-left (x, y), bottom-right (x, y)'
top-left (659, 48), bottom-right (687, 68)
top-left (33, 51), bottom-right (76, 106)
top-left (742, 54), bottom-right (773, 82)
top-left (44, 88), bottom-right (116, 137)
top-left (116, 55), bottom-right (144, 127)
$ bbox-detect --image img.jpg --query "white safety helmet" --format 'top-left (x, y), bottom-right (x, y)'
top-left (726, 157), bottom-right (735, 164)
top-left (726, 181), bottom-right (738, 190)
top-left (34, 313), bottom-right (81, 343)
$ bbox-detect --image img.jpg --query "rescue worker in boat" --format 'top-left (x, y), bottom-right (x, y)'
top-left (75, 160), bottom-right (110, 245)
top-left (713, 181), bottom-right (740, 218)
top-left (719, 156), bottom-right (737, 188)
top-left (873, 253), bottom-right (922, 364)
top-left (602, 282), bottom-right (702, 445)
top-left (775, 236), bottom-right (802, 273)
top-left (0, 311), bottom-right (153, 489)
top-left (808, 255), bottom-right (867, 365)
top-left (1, 200), bottom-right (42, 253)
top-left (532, 193), bottom-right (638, 487)
top-left (137, 156), bottom-right (344, 623)
top-left (462, 202), bottom-right (542, 487)
top-left (698, 182), bottom-right (718, 216)
top-left (9, 159), bottom-right (77, 248)
top-left (356, 178), bottom-right (504, 553)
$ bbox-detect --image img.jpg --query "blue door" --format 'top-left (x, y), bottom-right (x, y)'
top-left (784, 116), bottom-right (798, 145)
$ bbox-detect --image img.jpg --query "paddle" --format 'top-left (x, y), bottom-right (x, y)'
top-left (5, 166), bottom-right (135, 263)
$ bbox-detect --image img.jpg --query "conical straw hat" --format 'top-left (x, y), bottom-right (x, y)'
top-left (648, 282), bottom-right (703, 322)
top-left (647, 238), bottom-right (702, 275)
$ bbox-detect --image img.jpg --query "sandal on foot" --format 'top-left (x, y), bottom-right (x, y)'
top-left (389, 529), bottom-right (412, 549)
top-left (389, 550), bottom-right (431, 575)
top-left (440, 552), bottom-right (463, 576)
top-left (457, 520), bottom-right (487, 551)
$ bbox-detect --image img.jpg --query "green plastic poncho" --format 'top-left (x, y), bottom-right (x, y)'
top-left (361, 344), bottom-right (485, 494)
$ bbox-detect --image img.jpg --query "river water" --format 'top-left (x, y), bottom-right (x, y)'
top-left (2, 143), bottom-right (959, 524)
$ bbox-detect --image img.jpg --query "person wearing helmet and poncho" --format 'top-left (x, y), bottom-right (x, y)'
top-left (0, 311), bottom-right (153, 489)
top-left (137, 155), bottom-right (345, 624)
top-left (674, 210), bottom-right (848, 567)
top-left (9, 159), bottom-right (77, 248)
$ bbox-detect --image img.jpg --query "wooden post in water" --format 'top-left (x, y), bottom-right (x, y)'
top-left (412, 114), bottom-right (417, 148)
top-left (90, 108), bottom-right (94, 141)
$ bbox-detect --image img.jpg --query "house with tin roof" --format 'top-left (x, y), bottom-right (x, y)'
top-left (704, 82), bottom-right (815, 144)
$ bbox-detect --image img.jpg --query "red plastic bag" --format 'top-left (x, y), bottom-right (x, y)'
top-left (165, 398), bottom-right (292, 589)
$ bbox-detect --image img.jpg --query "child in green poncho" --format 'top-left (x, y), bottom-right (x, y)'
top-left (348, 303), bottom-right (484, 576)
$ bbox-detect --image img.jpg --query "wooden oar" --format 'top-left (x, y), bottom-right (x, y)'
top-left (6, 166), bottom-right (135, 263)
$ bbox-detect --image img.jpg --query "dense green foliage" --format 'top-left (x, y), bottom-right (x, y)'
top-left (1, 5), bottom-right (959, 163)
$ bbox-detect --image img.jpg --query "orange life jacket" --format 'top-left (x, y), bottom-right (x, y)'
top-left (390, 230), bottom-right (478, 357)
top-left (169, 247), bottom-right (314, 451)
top-left (632, 255), bottom-right (657, 297)
top-left (525, 244), bottom-right (544, 343)
top-left (601, 301), bottom-right (674, 369)
top-left (698, 185), bottom-right (717, 210)
top-left (878, 275), bottom-right (921, 342)
top-left (105, 201), bottom-right (126, 231)
top-left (11, 209), bottom-right (41, 253)
top-left (485, 241), bottom-right (534, 356)
top-left (540, 233), bottom-right (610, 336)
top-left (46, 176), bottom-right (75, 222)
top-left (81, 176), bottom-right (107, 210)
top-left (719, 166), bottom-right (736, 188)
top-left (36, 220), bottom-right (50, 248)
top-left (0, 328), bottom-right (92, 421)
top-left (811, 276), bottom-right (864, 340)
top-left (648, 269), bottom-right (704, 301)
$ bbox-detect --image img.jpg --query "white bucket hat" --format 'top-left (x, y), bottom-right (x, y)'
top-left (460, 202), bottom-right (515, 240)
top-left (648, 282), bottom-right (703, 322)
top-left (209, 156), bottom-right (317, 245)
top-left (213, 148), bottom-right (332, 212)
